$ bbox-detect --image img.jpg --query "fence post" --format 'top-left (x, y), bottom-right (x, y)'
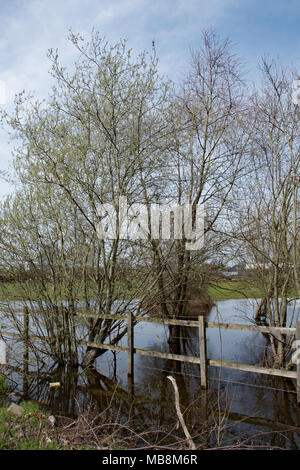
top-left (297, 321), bottom-right (300, 403)
top-left (127, 312), bottom-right (134, 380)
top-left (198, 315), bottom-right (207, 389)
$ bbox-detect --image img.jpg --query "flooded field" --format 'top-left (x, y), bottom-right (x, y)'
top-left (1, 298), bottom-right (300, 449)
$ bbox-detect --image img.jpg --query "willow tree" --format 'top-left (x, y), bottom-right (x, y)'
top-left (140, 31), bottom-right (250, 356)
top-left (0, 31), bottom-right (173, 367)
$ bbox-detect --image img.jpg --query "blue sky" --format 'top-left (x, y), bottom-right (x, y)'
top-left (0, 0), bottom-right (300, 197)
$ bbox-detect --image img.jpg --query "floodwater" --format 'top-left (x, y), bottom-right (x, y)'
top-left (1, 298), bottom-right (300, 449)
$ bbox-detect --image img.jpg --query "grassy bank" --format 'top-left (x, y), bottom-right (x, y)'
top-left (0, 400), bottom-right (205, 450)
top-left (207, 280), bottom-right (263, 301)
top-left (0, 279), bottom-right (297, 303)
top-left (0, 401), bottom-right (109, 450)
top-left (0, 279), bottom-right (262, 302)
top-left (0, 402), bottom-right (59, 450)
top-left (0, 278), bottom-right (139, 302)
top-left (208, 280), bottom-right (299, 301)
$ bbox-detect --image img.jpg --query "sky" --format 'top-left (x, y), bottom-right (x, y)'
top-left (0, 0), bottom-right (300, 197)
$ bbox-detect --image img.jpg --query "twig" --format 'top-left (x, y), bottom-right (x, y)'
top-left (167, 375), bottom-right (196, 450)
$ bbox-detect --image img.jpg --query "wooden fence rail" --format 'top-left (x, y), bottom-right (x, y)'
top-left (75, 312), bottom-right (299, 394)
top-left (1, 309), bottom-right (299, 401)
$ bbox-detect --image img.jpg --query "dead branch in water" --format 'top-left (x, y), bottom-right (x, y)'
top-left (167, 375), bottom-right (196, 450)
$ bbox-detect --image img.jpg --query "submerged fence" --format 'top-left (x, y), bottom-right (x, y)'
top-left (80, 312), bottom-right (299, 398)
top-left (1, 309), bottom-right (300, 402)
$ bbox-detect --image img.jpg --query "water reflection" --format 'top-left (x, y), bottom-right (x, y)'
top-left (1, 298), bottom-right (300, 449)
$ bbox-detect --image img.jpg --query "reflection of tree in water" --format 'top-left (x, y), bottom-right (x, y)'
top-left (135, 332), bottom-right (212, 437)
top-left (260, 377), bottom-right (300, 449)
top-left (135, 329), bottom-right (300, 449)
top-left (81, 367), bottom-right (170, 431)
top-left (136, 332), bottom-right (200, 393)
top-left (255, 384), bottom-right (299, 445)
top-left (208, 361), bottom-right (300, 449)
top-left (5, 360), bottom-right (186, 438)
top-left (4, 325), bottom-right (300, 448)
top-left (224, 377), bottom-right (300, 450)
top-left (2, 363), bottom-right (80, 416)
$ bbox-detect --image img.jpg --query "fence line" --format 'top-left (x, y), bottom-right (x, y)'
top-left (76, 312), bottom-right (298, 387)
top-left (1, 309), bottom-right (299, 401)
top-left (77, 312), bottom-right (300, 400)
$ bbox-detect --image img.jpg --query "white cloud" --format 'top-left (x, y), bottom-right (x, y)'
top-left (0, 0), bottom-right (237, 100)
top-left (0, 0), bottom-right (239, 197)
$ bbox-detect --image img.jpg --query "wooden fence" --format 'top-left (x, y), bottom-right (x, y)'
top-left (1, 309), bottom-right (300, 402)
top-left (77, 312), bottom-right (300, 402)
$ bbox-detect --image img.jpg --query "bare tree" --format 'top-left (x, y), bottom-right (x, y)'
top-left (139, 30), bottom-right (250, 354)
top-left (230, 58), bottom-right (300, 367)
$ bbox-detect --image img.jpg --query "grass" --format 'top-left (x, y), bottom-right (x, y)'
top-left (0, 396), bottom-right (284, 450)
top-left (0, 278), bottom-right (260, 302)
top-left (207, 280), bottom-right (264, 301)
top-left (0, 402), bottom-right (59, 450)
top-left (0, 400), bottom-right (192, 450)
top-left (0, 278), bottom-right (139, 302)
top-left (0, 401), bottom-right (150, 450)
top-left (0, 278), bottom-right (297, 303)
top-left (208, 279), bottom-right (299, 301)
top-left (0, 282), bottom-right (28, 301)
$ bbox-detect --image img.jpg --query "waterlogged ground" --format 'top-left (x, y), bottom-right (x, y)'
top-left (1, 298), bottom-right (300, 449)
